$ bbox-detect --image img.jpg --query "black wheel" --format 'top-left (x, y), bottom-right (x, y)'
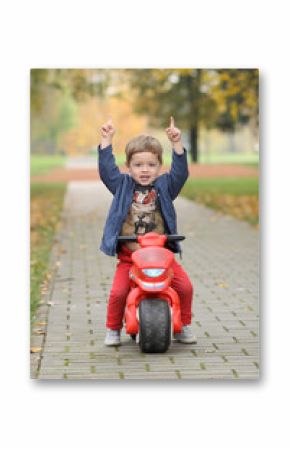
top-left (139, 299), bottom-right (171, 353)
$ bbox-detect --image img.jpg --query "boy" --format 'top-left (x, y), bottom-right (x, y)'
top-left (98, 116), bottom-right (196, 346)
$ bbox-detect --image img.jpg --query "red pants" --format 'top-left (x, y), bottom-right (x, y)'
top-left (106, 245), bottom-right (194, 330)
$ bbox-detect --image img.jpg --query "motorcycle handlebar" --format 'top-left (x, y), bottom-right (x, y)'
top-left (117, 234), bottom-right (186, 242)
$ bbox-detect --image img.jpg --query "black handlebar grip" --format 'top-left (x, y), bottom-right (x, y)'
top-left (166, 235), bottom-right (186, 242)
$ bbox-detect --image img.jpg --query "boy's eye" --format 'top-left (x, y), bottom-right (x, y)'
top-left (133, 162), bottom-right (156, 167)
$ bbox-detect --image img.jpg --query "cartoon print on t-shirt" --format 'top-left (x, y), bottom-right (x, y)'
top-left (120, 184), bottom-right (165, 237)
top-left (132, 188), bottom-right (158, 234)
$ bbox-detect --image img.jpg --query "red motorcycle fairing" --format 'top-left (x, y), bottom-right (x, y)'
top-left (132, 246), bottom-right (174, 270)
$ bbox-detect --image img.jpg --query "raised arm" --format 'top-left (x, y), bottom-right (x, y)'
top-left (98, 117), bottom-right (123, 194)
top-left (100, 117), bottom-right (115, 149)
top-left (165, 116), bottom-right (189, 199)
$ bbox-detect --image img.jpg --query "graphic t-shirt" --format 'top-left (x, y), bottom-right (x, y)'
top-left (120, 184), bottom-right (165, 243)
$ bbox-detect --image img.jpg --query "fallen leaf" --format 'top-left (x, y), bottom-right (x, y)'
top-left (218, 282), bottom-right (229, 289)
top-left (30, 347), bottom-right (42, 353)
top-left (33, 329), bottom-right (46, 335)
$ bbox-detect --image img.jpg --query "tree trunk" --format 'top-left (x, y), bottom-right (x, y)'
top-left (186, 70), bottom-right (200, 163)
top-left (189, 126), bottom-right (198, 162)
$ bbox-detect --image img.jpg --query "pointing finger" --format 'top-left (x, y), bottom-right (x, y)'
top-left (170, 116), bottom-right (175, 128)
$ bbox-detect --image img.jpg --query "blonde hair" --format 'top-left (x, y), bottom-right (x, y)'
top-left (125, 135), bottom-right (163, 164)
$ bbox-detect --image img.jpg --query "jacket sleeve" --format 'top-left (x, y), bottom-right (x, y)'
top-left (98, 144), bottom-right (124, 195)
top-left (165, 148), bottom-right (189, 200)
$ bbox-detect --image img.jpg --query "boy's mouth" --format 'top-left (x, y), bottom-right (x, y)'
top-left (140, 175), bottom-right (150, 182)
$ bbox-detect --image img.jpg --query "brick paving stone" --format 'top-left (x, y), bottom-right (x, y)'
top-left (34, 180), bottom-right (259, 380)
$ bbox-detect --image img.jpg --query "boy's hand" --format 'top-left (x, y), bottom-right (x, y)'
top-left (100, 117), bottom-right (116, 148)
top-left (166, 116), bottom-right (182, 143)
top-left (166, 116), bottom-right (184, 154)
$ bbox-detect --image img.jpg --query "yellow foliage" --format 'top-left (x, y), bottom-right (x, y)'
top-left (60, 94), bottom-right (148, 156)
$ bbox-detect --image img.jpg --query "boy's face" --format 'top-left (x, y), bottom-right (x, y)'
top-left (127, 152), bottom-right (161, 186)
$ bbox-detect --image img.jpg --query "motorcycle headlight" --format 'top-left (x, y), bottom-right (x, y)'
top-left (142, 268), bottom-right (165, 278)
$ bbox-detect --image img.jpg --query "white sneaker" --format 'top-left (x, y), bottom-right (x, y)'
top-left (174, 325), bottom-right (197, 344)
top-left (104, 329), bottom-right (121, 346)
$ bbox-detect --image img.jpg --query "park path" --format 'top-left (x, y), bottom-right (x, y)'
top-left (31, 181), bottom-right (259, 380)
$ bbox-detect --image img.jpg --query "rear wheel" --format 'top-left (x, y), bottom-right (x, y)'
top-left (139, 299), bottom-right (171, 353)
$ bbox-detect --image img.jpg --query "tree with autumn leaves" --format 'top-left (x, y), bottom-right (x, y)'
top-left (124, 68), bottom-right (258, 162)
top-left (30, 68), bottom-right (258, 162)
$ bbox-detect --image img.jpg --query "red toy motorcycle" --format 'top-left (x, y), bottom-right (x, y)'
top-left (117, 232), bottom-right (185, 353)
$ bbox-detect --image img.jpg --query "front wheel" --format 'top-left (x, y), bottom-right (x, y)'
top-left (139, 299), bottom-right (171, 353)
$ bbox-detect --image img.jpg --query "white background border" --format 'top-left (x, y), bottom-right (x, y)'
top-left (1, 0), bottom-right (289, 447)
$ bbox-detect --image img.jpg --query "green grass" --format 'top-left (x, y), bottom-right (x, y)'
top-left (30, 151), bottom-right (259, 173)
top-left (30, 183), bottom-right (66, 324)
top-left (199, 152), bottom-right (259, 167)
top-left (182, 177), bottom-right (259, 197)
top-left (181, 177), bottom-right (259, 225)
top-left (30, 155), bottom-right (67, 176)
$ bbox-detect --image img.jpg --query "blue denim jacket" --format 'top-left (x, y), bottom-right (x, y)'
top-left (98, 144), bottom-right (189, 257)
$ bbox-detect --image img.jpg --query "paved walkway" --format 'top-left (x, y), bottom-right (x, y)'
top-left (31, 181), bottom-right (259, 380)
